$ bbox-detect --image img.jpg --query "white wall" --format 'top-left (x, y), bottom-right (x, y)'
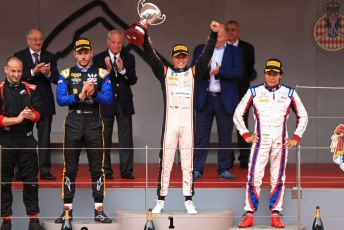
top-left (0, 0), bottom-right (343, 163)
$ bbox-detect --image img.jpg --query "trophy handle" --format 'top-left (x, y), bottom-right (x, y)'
top-left (137, 0), bottom-right (146, 16)
top-left (150, 14), bottom-right (166, 25)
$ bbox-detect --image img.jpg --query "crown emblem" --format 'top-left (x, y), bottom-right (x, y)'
top-left (325, 0), bottom-right (341, 14)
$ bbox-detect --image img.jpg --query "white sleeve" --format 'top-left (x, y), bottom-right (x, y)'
top-left (291, 91), bottom-right (308, 140)
top-left (233, 89), bottom-right (253, 138)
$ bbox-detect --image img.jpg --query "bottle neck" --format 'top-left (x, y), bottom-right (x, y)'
top-left (148, 211), bottom-right (153, 221)
top-left (65, 209), bottom-right (70, 220)
top-left (315, 208), bottom-right (320, 218)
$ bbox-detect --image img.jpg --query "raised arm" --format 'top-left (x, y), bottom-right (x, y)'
top-left (194, 21), bottom-right (219, 80)
top-left (142, 34), bottom-right (166, 82)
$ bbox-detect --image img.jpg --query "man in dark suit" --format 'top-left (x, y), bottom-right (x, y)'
top-left (226, 20), bottom-right (257, 169)
top-left (93, 30), bottom-right (137, 179)
top-left (15, 28), bottom-right (58, 180)
top-left (192, 24), bottom-right (243, 180)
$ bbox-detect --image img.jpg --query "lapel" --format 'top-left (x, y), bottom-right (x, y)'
top-left (25, 48), bottom-right (35, 67)
top-left (40, 50), bottom-right (46, 63)
top-left (220, 44), bottom-right (232, 66)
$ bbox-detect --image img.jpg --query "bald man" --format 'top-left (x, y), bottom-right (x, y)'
top-left (0, 56), bottom-right (45, 230)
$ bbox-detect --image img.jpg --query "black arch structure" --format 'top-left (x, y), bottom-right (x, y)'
top-left (43, 0), bottom-right (170, 65)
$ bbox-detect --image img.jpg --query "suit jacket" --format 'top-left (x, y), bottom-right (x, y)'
top-left (192, 43), bottom-right (243, 114)
top-left (14, 48), bottom-right (58, 116)
top-left (238, 39), bottom-right (257, 98)
top-left (93, 49), bottom-right (137, 116)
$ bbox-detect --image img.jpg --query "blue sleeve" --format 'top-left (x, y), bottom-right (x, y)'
top-left (56, 75), bottom-right (77, 106)
top-left (95, 75), bottom-right (112, 105)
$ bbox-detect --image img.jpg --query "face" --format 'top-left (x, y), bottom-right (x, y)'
top-left (107, 32), bottom-right (123, 54)
top-left (226, 23), bottom-right (240, 43)
top-left (264, 71), bottom-right (282, 88)
top-left (73, 49), bottom-right (93, 68)
top-left (216, 26), bottom-right (228, 48)
top-left (27, 29), bottom-right (43, 53)
top-left (172, 54), bottom-right (189, 69)
top-left (5, 59), bottom-right (23, 84)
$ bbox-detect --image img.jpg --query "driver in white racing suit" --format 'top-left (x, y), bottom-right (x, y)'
top-left (233, 58), bottom-right (308, 228)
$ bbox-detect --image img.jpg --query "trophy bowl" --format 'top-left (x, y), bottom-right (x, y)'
top-left (125, 0), bottom-right (166, 45)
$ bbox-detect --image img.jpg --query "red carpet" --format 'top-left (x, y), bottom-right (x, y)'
top-left (12, 163), bottom-right (344, 189)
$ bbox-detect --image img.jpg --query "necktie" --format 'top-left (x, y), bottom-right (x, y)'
top-left (32, 53), bottom-right (40, 65)
top-left (112, 56), bottom-right (118, 76)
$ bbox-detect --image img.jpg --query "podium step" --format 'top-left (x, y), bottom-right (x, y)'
top-left (116, 210), bottom-right (233, 230)
top-left (230, 225), bottom-right (306, 230)
top-left (41, 220), bottom-right (119, 230)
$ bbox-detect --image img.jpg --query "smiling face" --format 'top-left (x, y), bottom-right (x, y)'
top-left (5, 58), bottom-right (23, 84)
top-left (27, 29), bottom-right (43, 53)
top-left (172, 54), bottom-right (189, 69)
top-left (107, 31), bottom-right (123, 55)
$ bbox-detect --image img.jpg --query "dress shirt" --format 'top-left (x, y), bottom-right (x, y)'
top-left (209, 44), bottom-right (226, 92)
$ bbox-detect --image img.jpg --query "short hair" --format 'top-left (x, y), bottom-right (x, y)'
top-left (107, 30), bottom-right (123, 39)
top-left (225, 20), bottom-right (240, 27)
top-left (5, 56), bottom-right (22, 67)
top-left (26, 28), bottom-right (42, 39)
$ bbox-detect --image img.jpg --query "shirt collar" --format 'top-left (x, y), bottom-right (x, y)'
top-left (215, 43), bottom-right (226, 51)
top-left (29, 48), bottom-right (41, 56)
top-left (5, 78), bottom-right (21, 89)
top-left (264, 82), bottom-right (281, 92)
top-left (74, 65), bottom-right (94, 73)
top-left (227, 39), bottom-right (239, 47)
top-left (108, 49), bottom-right (120, 60)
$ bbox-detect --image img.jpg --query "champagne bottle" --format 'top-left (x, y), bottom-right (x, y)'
top-left (61, 208), bottom-right (73, 230)
top-left (144, 209), bottom-right (155, 230)
top-left (312, 206), bottom-right (324, 230)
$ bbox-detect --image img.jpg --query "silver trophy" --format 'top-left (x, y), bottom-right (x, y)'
top-left (125, 0), bottom-right (166, 45)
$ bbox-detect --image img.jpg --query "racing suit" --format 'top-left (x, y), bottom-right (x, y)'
top-left (56, 66), bottom-right (112, 204)
top-left (0, 79), bottom-right (42, 217)
top-left (233, 83), bottom-right (308, 212)
top-left (143, 31), bottom-right (217, 197)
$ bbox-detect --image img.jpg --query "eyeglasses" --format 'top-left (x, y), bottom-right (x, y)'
top-left (28, 37), bottom-right (43, 42)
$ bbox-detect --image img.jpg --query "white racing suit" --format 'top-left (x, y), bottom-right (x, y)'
top-left (142, 31), bottom-right (217, 197)
top-left (233, 83), bottom-right (308, 212)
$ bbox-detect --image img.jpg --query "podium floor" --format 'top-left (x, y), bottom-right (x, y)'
top-left (11, 163), bottom-right (344, 189)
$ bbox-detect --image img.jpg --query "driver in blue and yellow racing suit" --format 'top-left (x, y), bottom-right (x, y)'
top-left (55, 38), bottom-right (113, 224)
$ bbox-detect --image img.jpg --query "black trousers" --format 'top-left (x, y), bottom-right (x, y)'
top-left (102, 103), bottom-right (134, 177)
top-left (1, 134), bottom-right (39, 216)
top-left (37, 115), bottom-right (53, 174)
top-left (62, 113), bottom-right (105, 204)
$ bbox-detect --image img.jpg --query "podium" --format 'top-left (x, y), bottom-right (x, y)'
top-left (116, 210), bottom-right (233, 230)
